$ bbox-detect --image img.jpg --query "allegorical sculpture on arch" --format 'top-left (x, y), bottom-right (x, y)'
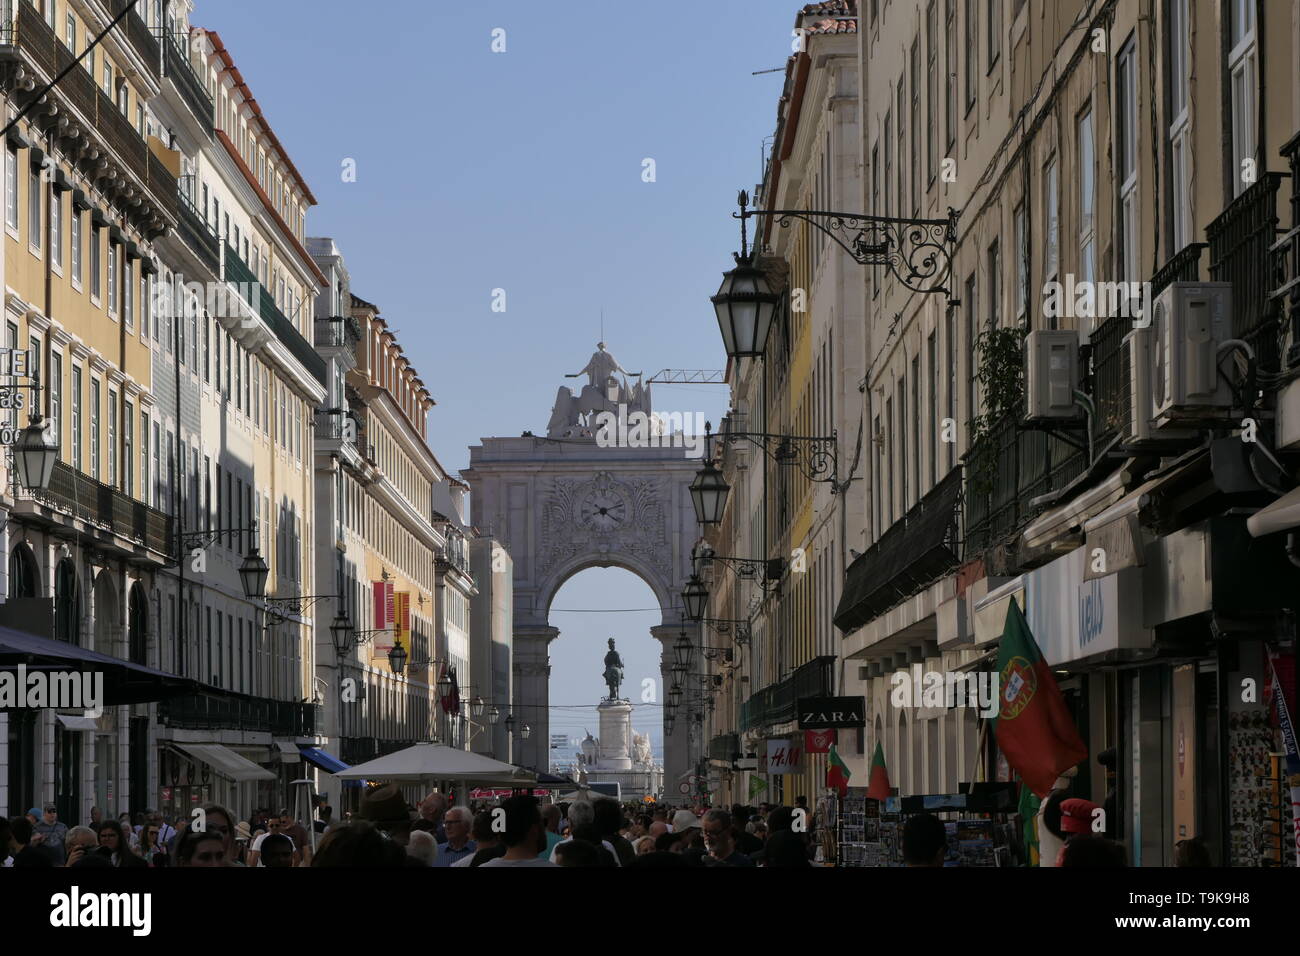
top-left (547, 342), bottom-right (653, 438)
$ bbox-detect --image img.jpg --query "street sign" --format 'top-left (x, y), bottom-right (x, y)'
top-left (550, 734), bottom-right (568, 749)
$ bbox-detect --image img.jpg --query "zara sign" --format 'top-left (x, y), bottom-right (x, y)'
top-left (797, 696), bottom-right (866, 729)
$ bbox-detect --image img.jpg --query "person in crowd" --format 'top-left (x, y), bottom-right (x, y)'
top-left (540, 803), bottom-right (564, 859)
top-left (312, 821), bottom-right (404, 867)
top-left (87, 807), bottom-right (104, 834)
top-left (119, 813), bottom-right (139, 850)
top-left (138, 822), bottom-right (169, 867)
top-left (410, 792), bottom-right (448, 843)
top-left (454, 811), bottom-right (502, 867)
top-left (702, 809), bottom-right (754, 867)
top-left (279, 808), bottom-right (314, 866)
top-left (406, 829), bottom-right (439, 866)
top-left (550, 800), bottom-right (618, 864)
top-left (654, 831), bottom-right (682, 853)
top-left (175, 828), bottom-right (227, 867)
top-left (1037, 771), bottom-right (1076, 868)
top-left (170, 803), bottom-right (241, 867)
top-left (671, 809), bottom-right (706, 864)
top-left (150, 811), bottom-right (176, 850)
top-left (754, 828), bottom-right (812, 867)
top-left (63, 826), bottom-right (98, 867)
top-left (24, 808), bottom-right (40, 827)
top-left (554, 838), bottom-right (602, 867)
top-left (1175, 837), bottom-right (1212, 867)
top-left (1053, 797), bottom-right (1103, 866)
top-left (647, 820), bottom-right (669, 841)
top-left (97, 819), bottom-right (147, 867)
top-left (358, 784), bottom-right (416, 847)
top-left (8, 816), bottom-right (52, 867)
top-left (1059, 833), bottom-right (1127, 867)
top-left (0, 817), bottom-right (12, 867)
top-left (478, 795), bottom-right (556, 867)
top-left (633, 835), bottom-right (656, 855)
top-left (259, 832), bottom-right (297, 868)
top-left (902, 813), bottom-right (947, 867)
top-left (433, 805), bottom-right (475, 866)
top-left (31, 804), bottom-right (68, 865)
top-left (314, 804), bottom-right (334, 835)
top-left (248, 817), bottom-right (294, 867)
top-left (593, 798), bottom-right (635, 866)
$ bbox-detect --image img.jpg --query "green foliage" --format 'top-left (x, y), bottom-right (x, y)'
top-left (966, 324), bottom-right (1027, 495)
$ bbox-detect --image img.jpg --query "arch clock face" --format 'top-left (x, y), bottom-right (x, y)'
top-left (579, 491), bottom-right (627, 531)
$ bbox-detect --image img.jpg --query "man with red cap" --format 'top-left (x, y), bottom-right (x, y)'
top-left (1054, 797), bottom-right (1102, 866)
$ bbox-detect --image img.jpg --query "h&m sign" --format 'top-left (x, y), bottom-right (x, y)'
top-left (797, 696), bottom-right (866, 729)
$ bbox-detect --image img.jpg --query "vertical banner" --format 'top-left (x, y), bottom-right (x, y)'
top-left (372, 581), bottom-right (395, 629)
top-left (393, 591), bottom-right (410, 659)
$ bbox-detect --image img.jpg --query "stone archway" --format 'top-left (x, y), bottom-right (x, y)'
top-left (464, 347), bottom-right (703, 785)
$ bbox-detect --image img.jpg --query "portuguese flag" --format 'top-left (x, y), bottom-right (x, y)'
top-left (866, 741), bottom-right (891, 801)
top-left (826, 745), bottom-right (851, 797)
top-left (993, 600), bottom-right (1088, 798)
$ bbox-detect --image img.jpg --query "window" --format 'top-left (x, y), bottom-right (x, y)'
top-left (987, 0), bottom-right (1001, 71)
top-left (946, 0), bottom-right (957, 149)
top-left (927, 1), bottom-right (939, 181)
top-left (107, 389), bottom-right (117, 486)
top-left (5, 144), bottom-right (17, 230)
top-left (911, 355), bottom-right (920, 497)
top-left (152, 422), bottom-right (160, 508)
top-left (1168, 0), bottom-right (1191, 249)
top-left (65, 14), bottom-right (76, 51)
top-left (124, 259), bottom-right (133, 329)
top-left (883, 113), bottom-right (892, 221)
top-left (1078, 107), bottom-right (1096, 287)
top-left (71, 366), bottom-right (81, 471)
top-left (141, 273), bottom-right (150, 340)
top-left (103, 62), bottom-right (112, 96)
top-left (1014, 202), bottom-right (1027, 321)
top-left (965, 273), bottom-right (977, 423)
top-left (928, 331), bottom-right (938, 486)
top-left (90, 225), bottom-right (101, 299)
top-left (987, 240), bottom-right (1001, 330)
top-left (50, 187), bottom-right (62, 269)
top-left (884, 397), bottom-right (893, 527)
top-left (141, 412), bottom-right (149, 506)
top-left (49, 352), bottom-right (61, 446)
top-left (28, 163), bottom-right (41, 250)
top-left (964, 0), bottom-right (977, 111)
top-left (910, 40), bottom-right (920, 213)
top-left (124, 399), bottom-right (133, 496)
top-left (1228, 0), bottom-right (1255, 198)
top-left (1117, 38), bottom-right (1138, 283)
top-left (1044, 156), bottom-right (1059, 289)
top-left (107, 242), bottom-right (118, 315)
top-left (897, 76), bottom-right (906, 222)
top-left (90, 380), bottom-right (100, 479)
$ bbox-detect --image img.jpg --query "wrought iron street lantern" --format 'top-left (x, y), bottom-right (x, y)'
top-left (682, 575), bottom-right (708, 622)
top-left (14, 411), bottom-right (57, 492)
top-left (238, 547), bottom-right (270, 600)
top-left (673, 633), bottom-right (694, 670)
top-left (689, 423), bottom-right (729, 524)
top-left (329, 613), bottom-right (355, 658)
top-left (471, 696), bottom-right (485, 719)
top-left (387, 642), bottom-right (408, 675)
top-left (521, 723), bottom-right (531, 740)
top-left (488, 705), bottom-right (500, 725)
top-left (711, 192), bottom-right (781, 360)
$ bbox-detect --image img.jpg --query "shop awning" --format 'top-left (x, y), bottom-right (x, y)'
top-left (56, 714), bottom-right (102, 732)
top-left (275, 741), bottom-right (301, 763)
top-left (0, 625), bottom-right (199, 705)
top-left (1247, 484), bottom-right (1300, 538)
top-left (171, 742), bottom-right (275, 782)
top-left (1081, 456), bottom-right (1206, 580)
top-left (299, 747), bottom-right (349, 774)
top-left (834, 469), bottom-right (962, 633)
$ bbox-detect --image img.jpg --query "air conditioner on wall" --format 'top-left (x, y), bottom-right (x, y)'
top-left (1122, 325), bottom-right (1195, 445)
top-left (1150, 282), bottom-right (1234, 428)
top-left (1025, 329), bottom-right (1081, 420)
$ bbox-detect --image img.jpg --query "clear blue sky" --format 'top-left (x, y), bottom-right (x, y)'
top-left (212, 0), bottom-right (800, 760)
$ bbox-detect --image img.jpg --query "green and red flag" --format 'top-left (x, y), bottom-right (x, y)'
top-left (826, 744), bottom-right (851, 797)
top-left (993, 599), bottom-right (1088, 797)
top-left (865, 740), bottom-right (891, 801)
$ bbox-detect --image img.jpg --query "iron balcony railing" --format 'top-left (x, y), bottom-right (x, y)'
top-left (155, 29), bottom-right (213, 135)
top-left (743, 656), bottom-right (835, 729)
top-left (1, 4), bottom-right (177, 222)
top-left (313, 315), bottom-right (362, 348)
top-left (1090, 243), bottom-right (1207, 445)
top-left (107, 0), bottom-right (161, 84)
top-left (963, 407), bottom-right (1089, 559)
top-left (223, 245), bottom-right (327, 384)
top-left (1208, 172), bottom-right (1286, 377)
top-left (175, 190), bottom-right (219, 274)
top-left (20, 460), bottom-right (175, 559)
top-left (159, 692), bottom-right (317, 737)
top-left (1275, 133), bottom-right (1300, 370)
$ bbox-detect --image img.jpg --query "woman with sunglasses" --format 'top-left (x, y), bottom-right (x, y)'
top-left (138, 823), bottom-right (168, 867)
top-left (97, 820), bottom-right (147, 867)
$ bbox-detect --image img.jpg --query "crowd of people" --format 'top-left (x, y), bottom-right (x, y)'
top-left (0, 789), bottom-right (823, 868)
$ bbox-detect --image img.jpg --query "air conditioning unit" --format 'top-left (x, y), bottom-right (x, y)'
top-left (1026, 329), bottom-right (1081, 420)
top-left (1151, 282), bottom-right (1234, 428)
top-left (1123, 326), bottom-right (1196, 445)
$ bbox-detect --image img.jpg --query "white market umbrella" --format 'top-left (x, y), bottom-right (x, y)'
top-left (332, 742), bottom-right (537, 789)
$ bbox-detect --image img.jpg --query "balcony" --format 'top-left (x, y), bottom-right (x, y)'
top-left (18, 461), bottom-right (174, 560)
top-left (0, 4), bottom-right (177, 227)
top-left (1275, 134), bottom-right (1300, 370)
top-left (1090, 243), bottom-right (1207, 447)
top-left (175, 190), bottom-right (220, 275)
top-left (223, 245), bottom-right (327, 385)
top-left (156, 29), bottom-right (212, 134)
top-left (742, 656), bottom-right (835, 730)
top-left (107, 0), bottom-right (161, 83)
top-left (1208, 173), bottom-right (1286, 376)
top-left (709, 732), bottom-right (740, 763)
top-left (314, 315), bottom-right (362, 349)
top-left (963, 408), bottom-right (1088, 563)
top-left (159, 691), bottom-right (318, 738)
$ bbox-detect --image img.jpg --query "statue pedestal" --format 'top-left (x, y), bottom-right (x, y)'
top-left (595, 700), bottom-right (633, 770)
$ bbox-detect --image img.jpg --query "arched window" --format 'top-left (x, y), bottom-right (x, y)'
top-left (55, 558), bottom-right (81, 645)
top-left (8, 545), bottom-right (40, 599)
top-left (129, 583), bottom-right (149, 666)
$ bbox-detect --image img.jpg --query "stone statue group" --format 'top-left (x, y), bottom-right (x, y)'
top-left (548, 343), bottom-right (653, 439)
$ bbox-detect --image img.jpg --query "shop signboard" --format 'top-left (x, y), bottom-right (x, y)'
top-left (1024, 546), bottom-right (1150, 667)
top-left (766, 738), bottom-right (802, 775)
